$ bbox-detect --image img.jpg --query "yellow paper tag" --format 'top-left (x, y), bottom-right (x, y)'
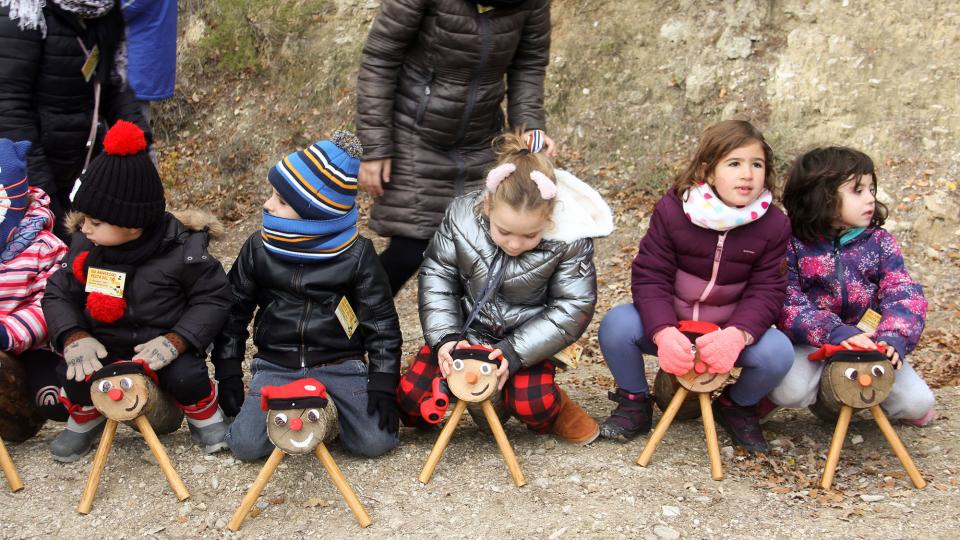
top-left (856, 308), bottom-right (882, 333)
top-left (84, 266), bottom-right (126, 298)
top-left (553, 342), bottom-right (584, 369)
top-left (335, 296), bottom-right (359, 339)
top-left (81, 45), bottom-right (100, 82)
top-left (477, 4), bottom-right (494, 13)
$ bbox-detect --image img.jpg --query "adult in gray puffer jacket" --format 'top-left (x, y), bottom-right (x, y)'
top-left (356, 0), bottom-right (555, 295)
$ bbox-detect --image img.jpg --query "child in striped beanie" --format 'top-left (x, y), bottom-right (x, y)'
top-left (211, 130), bottom-right (403, 461)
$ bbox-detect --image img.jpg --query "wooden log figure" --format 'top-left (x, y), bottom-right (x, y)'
top-left (0, 352), bottom-right (46, 443)
top-left (419, 345), bottom-right (526, 487)
top-left (637, 321), bottom-right (729, 481)
top-left (78, 361), bottom-right (190, 514)
top-left (811, 345), bottom-right (926, 490)
top-left (228, 378), bottom-right (371, 531)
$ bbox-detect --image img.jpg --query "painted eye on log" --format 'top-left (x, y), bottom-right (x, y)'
top-left (452, 359), bottom-right (464, 371)
top-left (274, 413), bottom-right (288, 426)
top-left (307, 409), bottom-right (321, 423)
top-left (120, 377), bottom-right (133, 390)
top-left (844, 368), bottom-right (859, 380)
top-left (871, 365), bottom-right (885, 377)
top-left (479, 363), bottom-right (493, 375)
top-left (98, 380), bottom-right (113, 392)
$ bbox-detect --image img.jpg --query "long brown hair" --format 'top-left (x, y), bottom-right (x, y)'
top-left (672, 120), bottom-right (776, 198)
top-left (485, 130), bottom-right (558, 218)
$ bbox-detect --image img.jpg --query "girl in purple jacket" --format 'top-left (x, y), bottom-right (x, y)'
top-left (598, 120), bottom-right (793, 453)
top-left (769, 147), bottom-right (935, 426)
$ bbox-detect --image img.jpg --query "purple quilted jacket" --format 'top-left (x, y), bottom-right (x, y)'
top-left (778, 227), bottom-right (926, 359)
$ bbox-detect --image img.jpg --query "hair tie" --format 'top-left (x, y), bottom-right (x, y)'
top-left (485, 163), bottom-right (516, 192)
top-left (530, 170), bottom-right (557, 199)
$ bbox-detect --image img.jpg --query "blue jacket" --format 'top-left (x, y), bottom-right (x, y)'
top-left (121, 0), bottom-right (177, 100)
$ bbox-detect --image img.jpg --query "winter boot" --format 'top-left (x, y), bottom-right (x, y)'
top-left (756, 396), bottom-right (781, 425)
top-left (712, 390), bottom-right (769, 453)
top-left (599, 388), bottom-right (653, 441)
top-left (51, 412), bottom-right (106, 463)
top-left (180, 382), bottom-right (228, 453)
top-left (550, 388), bottom-right (599, 445)
top-left (901, 407), bottom-right (936, 427)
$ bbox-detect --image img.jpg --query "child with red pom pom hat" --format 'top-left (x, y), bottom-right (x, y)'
top-left (41, 120), bottom-right (234, 461)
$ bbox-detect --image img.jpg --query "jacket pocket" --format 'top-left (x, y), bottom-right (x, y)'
top-left (414, 70), bottom-right (435, 126)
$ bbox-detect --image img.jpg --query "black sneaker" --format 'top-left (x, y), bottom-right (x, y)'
top-left (599, 388), bottom-right (653, 442)
top-left (712, 394), bottom-right (769, 453)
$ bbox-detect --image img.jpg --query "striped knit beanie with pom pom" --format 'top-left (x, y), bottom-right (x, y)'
top-left (72, 120), bottom-right (165, 228)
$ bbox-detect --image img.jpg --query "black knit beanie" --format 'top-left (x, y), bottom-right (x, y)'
top-left (72, 120), bottom-right (165, 228)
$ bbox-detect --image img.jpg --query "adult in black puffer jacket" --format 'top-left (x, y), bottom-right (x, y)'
top-left (356, 0), bottom-right (554, 295)
top-left (0, 2), bottom-right (149, 231)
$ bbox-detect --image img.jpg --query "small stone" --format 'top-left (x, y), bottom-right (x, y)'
top-left (562, 505), bottom-right (572, 514)
top-left (549, 527), bottom-right (568, 539)
top-left (566, 474), bottom-right (583, 485)
top-left (543, 439), bottom-right (557, 451)
top-left (191, 465), bottom-right (207, 475)
top-left (661, 505), bottom-right (681, 518)
top-left (141, 451), bottom-right (158, 465)
top-left (654, 525), bottom-right (681, 540)
top-left (721, 446), bottom-right (735, 460)
top-left (860, 494), bottom-right (885, 503)
top-left (211, 477), bottom-right (220, 490)
top-left (851, 434), bottom-right (864, 445)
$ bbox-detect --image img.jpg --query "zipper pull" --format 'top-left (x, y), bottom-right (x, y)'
top-left (424, 85), bottom-right (431, 96)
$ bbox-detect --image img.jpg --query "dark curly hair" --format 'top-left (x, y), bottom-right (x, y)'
top-left (782, 146), bottom-right (887, 243)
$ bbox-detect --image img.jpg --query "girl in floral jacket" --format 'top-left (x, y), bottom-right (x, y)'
top-left (770, 147), bottom-right (935, 426)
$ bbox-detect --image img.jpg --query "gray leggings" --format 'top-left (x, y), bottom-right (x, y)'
top-left (768, 345), bottom-right (935, 421)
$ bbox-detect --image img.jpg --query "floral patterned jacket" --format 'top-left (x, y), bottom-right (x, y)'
top-left (778, 227), bottom-right (926, 360)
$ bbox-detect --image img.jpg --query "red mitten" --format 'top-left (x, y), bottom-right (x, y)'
top-left (694, 327), bottom-right (746, 374)
top-left (654, 326), bottom-right (695, 375)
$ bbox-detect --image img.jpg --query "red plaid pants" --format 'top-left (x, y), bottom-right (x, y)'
top-left (397, 345), bottom-right (561, 431)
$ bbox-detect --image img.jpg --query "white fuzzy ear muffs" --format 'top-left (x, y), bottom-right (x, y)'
top-left (543, 169), bottom-right (614, 243)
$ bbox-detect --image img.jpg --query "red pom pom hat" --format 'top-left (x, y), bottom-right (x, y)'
top-left (72, 120), bottom-right (165, 228)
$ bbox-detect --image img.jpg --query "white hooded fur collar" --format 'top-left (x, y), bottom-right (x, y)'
top-left (543, 169), bottom-right (614, 243)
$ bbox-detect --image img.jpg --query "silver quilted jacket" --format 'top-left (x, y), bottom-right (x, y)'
top-left (418, 170), bottom-right (613, 371)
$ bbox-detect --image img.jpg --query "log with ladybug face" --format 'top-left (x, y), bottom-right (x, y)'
top-left (262, 379), bottom-right (338, 455)
top-left (445, 346), bottom-right (501, 403)
top-left (817, 349), bottom-right (895, 412)
top-left (89, 361), bottom-right (184, 434)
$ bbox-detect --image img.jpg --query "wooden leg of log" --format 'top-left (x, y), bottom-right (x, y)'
top-left (315, 443), bottom-right (373, 528)
top-left (699, 392), bottom-right (723, 481)
top-left (78, 419), bottom-right (118, 514)
top-left (820, 405), bottom-right (853, 490)
top-left (418, 400), bottom-right (467, 484)
top-left (0, 437), bottom-right (24, 492)
top-left (227, 447), bottom-right (284, 532)
top-left (134, 416), bottom-right (189, 501)
top-left (870, 406), bottom-right (927, 489)
top-left (481, 399), bottom-right (526, 487)
top-left (637, 387), bottom-right (688, 467)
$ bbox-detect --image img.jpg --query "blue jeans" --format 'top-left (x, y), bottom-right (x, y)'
top-left (598, 303), bottom-right (793, 406)
top-left (226, 358), bottom-right (398, 460)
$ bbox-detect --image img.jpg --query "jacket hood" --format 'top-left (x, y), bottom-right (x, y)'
top-left (23, 187), bottom-right (56, 233)
top-left (64, 208), bottom-right (225, 239)
top-left (543, 169), bottom-right (614, 243)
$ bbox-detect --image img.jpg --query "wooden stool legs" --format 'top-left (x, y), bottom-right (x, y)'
top-left (0, 436), bottom-right (24, 492)
top-left (229, 445), bottom-right (373, 532)
top-left (78, 417), bottom-right (189, 514)
top-left (820, 405), bottom-right (926, 490)
top-left (636, 387), bottom-right (723, 480)
top-left (419, 399), bottom-right (525, 487)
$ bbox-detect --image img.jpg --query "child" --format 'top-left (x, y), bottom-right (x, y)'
top-left (212, 131), bottom-right (402, 460)
top-left (41, 121), bottom-right (232, 461)
top-left (769, 147), bottom-right (935, 425)
top-left (0, 138), bottom-right (69, 441)
top-left (597, 120), bottom-right (794, 453)
top-left (397, 131), bottom-right (614, 445)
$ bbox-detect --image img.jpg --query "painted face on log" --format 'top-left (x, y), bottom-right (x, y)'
top-left (267, 406), bottom-right (337, 455)
top-left (823, 356), bottom-right (895, 408)
top-left (446, 351), bottom-right (500, 403)
top-left (675, 320), bottom-right (727, 393)
top-left (91, 374), bottom-right (151, 421)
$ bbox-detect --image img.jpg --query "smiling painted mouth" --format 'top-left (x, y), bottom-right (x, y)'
top-left (470, 383), bottom-right (491, 396)
top-left (124, 395), bottom-right (140, 412)
top-left (859, 388), bottom-right (876, 404)
top-left (289, 432), bottom-right (316, 449)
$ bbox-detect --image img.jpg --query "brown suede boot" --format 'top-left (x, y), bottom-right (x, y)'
top-left (550, 388), bottom-right (600, 445)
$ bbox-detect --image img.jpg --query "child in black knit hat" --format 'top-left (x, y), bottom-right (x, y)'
top-left (41, 120), bottom-right (234, 461)
top-left (211, 130), bottom-right (402, 461)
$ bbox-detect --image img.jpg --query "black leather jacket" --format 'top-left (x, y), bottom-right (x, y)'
top-left (211, 233), bottom-right (401, 390)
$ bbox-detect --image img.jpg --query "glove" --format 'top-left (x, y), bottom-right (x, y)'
top-left (133, 335), bottom-right (180, 371)
top-left (366, 390), bottom-right (400, 434)
top-left (217, 376), bottom-right (245, 417)
top-left (64, 336), bottom-right (108, 382)
top-left (695, 327), bottom-right (746, 374)
top-left (654, 326), bottom-right (695, 375)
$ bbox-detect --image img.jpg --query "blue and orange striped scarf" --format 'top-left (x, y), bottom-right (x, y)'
top-left (260, 208), bottom-right (358, 263)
